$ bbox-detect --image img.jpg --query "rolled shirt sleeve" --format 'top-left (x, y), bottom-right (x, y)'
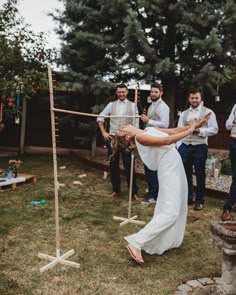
top-left (97, 103), bottom-right (112, 122)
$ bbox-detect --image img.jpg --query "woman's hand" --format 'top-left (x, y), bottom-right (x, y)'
top-left (188, 112), bottom-right (211, 134)
top-left (195, 112), bottom-right (211, 129)
top-left (189, 119), bottom-right (196, 133)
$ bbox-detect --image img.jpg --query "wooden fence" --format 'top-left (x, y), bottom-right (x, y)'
top-left (0, 93), bottom-right (232, 150)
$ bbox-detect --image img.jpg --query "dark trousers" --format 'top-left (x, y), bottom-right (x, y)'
top-left (144, 165), bottom-right (159, 200)
top-left (224, 139), bottom-right (236, 211)
top-left (105, 139), bottom-right (138, 195)
top-left (178, 143), bottom-right (208, 204)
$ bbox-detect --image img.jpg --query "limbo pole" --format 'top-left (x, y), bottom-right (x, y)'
top-left (38, 66), bottom-right (144, 272)
top-left (113, 86), bottom-right (145, 226)
top-left (38, 64), bottom-right (80, 272)
top-left (52, 107), bottom-right (141, 118)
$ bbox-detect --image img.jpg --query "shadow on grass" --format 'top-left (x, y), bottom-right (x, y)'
top-left (0, 274), bottom-right (26, 295)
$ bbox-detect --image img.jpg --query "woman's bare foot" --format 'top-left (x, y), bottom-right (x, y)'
top-left (126, 244), bottom-right (144, 263)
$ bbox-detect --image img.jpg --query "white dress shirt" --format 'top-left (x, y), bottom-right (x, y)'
top-left (148, 98), bottom-right (170, 128)
top-left (177, 105), bottom-right (218, 147)
top-left (97, 99), bottom-right (139, 128)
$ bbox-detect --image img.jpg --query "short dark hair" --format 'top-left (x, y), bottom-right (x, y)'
top-left (188, 88), bottom-right (202, 96)
top-left (116, 83), bottom-right (128, 90)
top-left (151, 83), bottom-right (163, 92)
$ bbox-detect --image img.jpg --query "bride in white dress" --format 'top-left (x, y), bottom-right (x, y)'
top-left (113, 113), bottom-right (210, 263)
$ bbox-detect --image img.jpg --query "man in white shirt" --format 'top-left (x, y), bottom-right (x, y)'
top-left (222, 104), bottom-right (236, 221)
top-left (177, 89), bottom-right (218, 210)
top-left (140, 83), bottom-right (170, 203)
top-left (97, 84), bottom-right (140, 201)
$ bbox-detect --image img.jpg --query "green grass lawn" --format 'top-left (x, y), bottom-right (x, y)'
top-left (0, 155), bottom-right (226, 295)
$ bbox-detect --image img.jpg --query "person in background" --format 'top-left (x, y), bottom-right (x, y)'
top-left (221, 104), bottom-right (236, 221)
top-left (97, 83), bottom-right (141, 202)
top-left (177, 89), bottom-right (218, 210)
top-left (140, 83), bottom-right (170, 204)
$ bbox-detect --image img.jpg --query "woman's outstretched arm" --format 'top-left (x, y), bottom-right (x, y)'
top-left (136, 127), bottom-right (193, 146)
top-left (137, 112), bottom-right (211, 146)
top-left (155, 125), bottom-right (190, 135)
top-left (155, 112), bottom-right (211, 135)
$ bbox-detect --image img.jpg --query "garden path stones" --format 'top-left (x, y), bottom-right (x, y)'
top-left (175, 277), bottom-right (226, 295)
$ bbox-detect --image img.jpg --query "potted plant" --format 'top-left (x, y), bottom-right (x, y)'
top-left (8, 160), bottom-right (23, 178)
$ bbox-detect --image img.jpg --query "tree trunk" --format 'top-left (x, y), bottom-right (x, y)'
top-left (91, 135), bottom-right (96, 156)
top-left (20, 97), bottom-right (27, 155)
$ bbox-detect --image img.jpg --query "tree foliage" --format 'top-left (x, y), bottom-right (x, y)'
top-left (57, 0), bottom-right (236, 114)
top-left (55, 0), bottom-right (135, 98)
top-left (125, 0), bottom-right (236, 95)
top-left (0, 0), bottom-right (57, 119)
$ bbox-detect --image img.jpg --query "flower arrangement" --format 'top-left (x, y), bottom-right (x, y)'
top-left (8, 160), bottom-right (23, 167)
top-left (8, 160), bottom-right (23, 178)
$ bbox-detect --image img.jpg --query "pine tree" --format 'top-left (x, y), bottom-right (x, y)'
top-left (57, 0), bottom-right (236, 124)
top-left (124, 0), bottom-right (236, 124)
top-left (56, 0), bottom-right (135, 101)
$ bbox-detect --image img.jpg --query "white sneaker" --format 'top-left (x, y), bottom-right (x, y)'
top-left (141, 198), bottom-right (156, 204)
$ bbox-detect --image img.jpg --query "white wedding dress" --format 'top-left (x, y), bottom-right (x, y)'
top-left (124, 127), bottom-right (188, 255)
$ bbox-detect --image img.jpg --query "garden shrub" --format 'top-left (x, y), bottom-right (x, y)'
top-left (221, 158), bottom-right (232, 175)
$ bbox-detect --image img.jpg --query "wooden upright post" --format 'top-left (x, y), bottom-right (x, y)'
top-left (38, 64), bottom-right (80, 272)
top-left (113, 86), bottom-right (145, 226)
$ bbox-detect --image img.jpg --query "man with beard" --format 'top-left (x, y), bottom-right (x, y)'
top-left (177, 89), bottom-right (218, 210)
top-left (97, 83), bottom-right (141, 202)
top-left (140, 83), bottom-right (170, 203)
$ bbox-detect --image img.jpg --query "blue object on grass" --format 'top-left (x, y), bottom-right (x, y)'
top-left (30, 200), bottom-right (47, 205)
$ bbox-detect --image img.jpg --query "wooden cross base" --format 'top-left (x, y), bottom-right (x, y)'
top-left (38, 249), bottom-right (80, 272)
top-left (113, 215), bottom-right (146, 227)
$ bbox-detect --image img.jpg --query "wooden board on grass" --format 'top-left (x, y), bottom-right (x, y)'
top-left (18, 174), bottom-right (37, 184)
top-left (0, 174), bottom-right (37, 190)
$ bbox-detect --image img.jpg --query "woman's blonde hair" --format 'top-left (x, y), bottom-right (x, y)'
top-left (111, 133), bottom-right (136, 157)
